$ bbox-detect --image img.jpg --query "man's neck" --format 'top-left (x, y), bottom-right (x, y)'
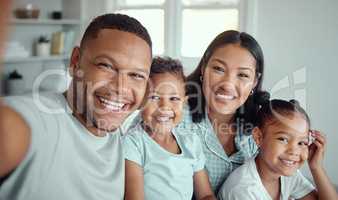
top-left (63, 90), bottom-right (114, 137)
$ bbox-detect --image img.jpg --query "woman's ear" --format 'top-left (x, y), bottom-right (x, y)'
top-left (252, 127), bottom-right (263, 147)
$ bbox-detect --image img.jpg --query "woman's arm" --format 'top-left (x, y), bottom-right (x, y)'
top-left (193, 170), bottom-right (216, 200)
top-left (124, 160), bottom-right (144, 200)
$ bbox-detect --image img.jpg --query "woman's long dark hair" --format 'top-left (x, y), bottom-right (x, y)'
top-left (186, 30), bottom-right (265, 135)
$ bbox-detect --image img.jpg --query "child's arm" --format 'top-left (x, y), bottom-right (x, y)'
top-left (124, 160), bottom-right (144, 200)
top-left (300, 130), bottom-right (338, 200)
top-left (193, 169), bottom-right (216, 200)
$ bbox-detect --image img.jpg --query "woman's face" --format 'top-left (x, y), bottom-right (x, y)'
top-left (202, 43), bottom-right (258, 115)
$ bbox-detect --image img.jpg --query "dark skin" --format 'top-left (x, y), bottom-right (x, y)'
top-left (0, 0), bottom-right (31, 178)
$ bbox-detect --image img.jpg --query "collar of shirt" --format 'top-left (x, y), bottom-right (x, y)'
top-left (198, 112), bottom-right (252, 164)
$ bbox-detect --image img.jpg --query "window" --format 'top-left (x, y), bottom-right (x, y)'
top-left (111, 0), bottom-right (249, 73)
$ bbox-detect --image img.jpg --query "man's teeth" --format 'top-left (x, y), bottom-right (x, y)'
top-left (98, 97), bottom-right (125, 111)
top-left (216, 93), bottom-right (235, 100)
top-left (280, 159), bottom-right (297, 166)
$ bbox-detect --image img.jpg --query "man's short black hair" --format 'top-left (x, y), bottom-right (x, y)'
top-left (80, 13), bottom-right (152, 52)
top-left (150, 56), bottom-right (185, 82)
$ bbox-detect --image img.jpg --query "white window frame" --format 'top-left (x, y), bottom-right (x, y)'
top-left (108, 0), bottom-right (256, 73)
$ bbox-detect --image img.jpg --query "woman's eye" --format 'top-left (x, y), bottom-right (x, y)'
top-left (212, 66), bottom-right (224, 73)
top-left (238, 73), bottom-right (250, 79)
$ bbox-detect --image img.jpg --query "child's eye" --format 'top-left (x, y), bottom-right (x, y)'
top-left (149, 95), bottom-right (160, 101)
top-left (277, 137), bottom-right (288, 144)
top-left (170, 96), bottom-right (181, 101)
top-left (298, 141), bottom-right (308, 146)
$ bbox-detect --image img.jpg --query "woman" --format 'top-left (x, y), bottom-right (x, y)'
top-left (180, 30), bottom-right (266, 194)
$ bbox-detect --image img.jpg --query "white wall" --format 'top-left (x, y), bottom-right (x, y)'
top-left (255, 0), bottom-right (338, 185)
top-left (84, 0), bottom-right (338, 184)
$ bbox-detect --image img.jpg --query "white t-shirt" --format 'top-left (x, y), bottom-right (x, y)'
top-left (0, 93), bottom-right (126, 200)
top-left (218, 158), bottom-right (315, 200)
top-left (123, 124), bottom-right (206, 200)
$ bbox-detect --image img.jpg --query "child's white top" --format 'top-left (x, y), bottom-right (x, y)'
top-left (217, 158), bottom-right (315, 200)
top-left (123, 124), bottom-right (206, 200)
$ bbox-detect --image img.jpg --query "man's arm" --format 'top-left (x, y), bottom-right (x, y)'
top-left (0, 104), bottom-right (30, 177)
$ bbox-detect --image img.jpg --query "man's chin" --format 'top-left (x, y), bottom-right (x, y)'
top-left (93, 114), bottom-right (129, 131)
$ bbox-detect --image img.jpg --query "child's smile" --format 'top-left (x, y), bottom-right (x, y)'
top-left (142, 72), bottom-right (187, 135)
top-left (254, 112), bottom-right (310, 178)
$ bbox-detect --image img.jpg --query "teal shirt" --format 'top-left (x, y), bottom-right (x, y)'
top-left (178, 108), bottom-right (258, 194)
top-left (123, 123), bottom-right (205, 200)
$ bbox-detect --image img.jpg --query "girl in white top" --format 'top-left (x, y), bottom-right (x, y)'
top-left (123, 57), bottom-right (216, 200)
top-left (218, 97), bottom-right (338, 200)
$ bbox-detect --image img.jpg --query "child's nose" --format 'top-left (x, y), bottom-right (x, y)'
top-left (159, 98), bottom-right (170, 108)
top-left (286, 143), bottom-right (301, 155)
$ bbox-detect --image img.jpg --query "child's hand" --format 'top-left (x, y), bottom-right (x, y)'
top-left (308, 130), bottom-right (326, 171)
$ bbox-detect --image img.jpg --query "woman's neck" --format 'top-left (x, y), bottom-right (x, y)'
top-left (207, 108), bottom-right (234, 124)
top-left (207, 107), bottom-right (235, 134)
top-left (207, 107), bottom-right (237, 155)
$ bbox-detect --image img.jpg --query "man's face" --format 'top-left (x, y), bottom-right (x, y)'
top-left (70, 29), bottom-right (152, 133)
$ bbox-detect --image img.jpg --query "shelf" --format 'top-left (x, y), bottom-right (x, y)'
top-left (4, 55), bottom-right (70, 63)
top-left (10, 18), bottom-right (81, 25)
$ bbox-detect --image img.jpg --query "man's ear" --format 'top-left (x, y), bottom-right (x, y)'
top-left (252, 127), bottom-right (263, 147)
top-left (69, 46), bottom-right (81, 77)
top-left (183, 95), bottom-right (188, 104)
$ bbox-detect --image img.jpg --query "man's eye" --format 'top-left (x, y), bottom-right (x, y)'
top-left (98, 62), bottom-right (112, 69)
top-left (130, 72), bottom-right (145, 80)
top-left (277, 137), bottom-right (288, 144)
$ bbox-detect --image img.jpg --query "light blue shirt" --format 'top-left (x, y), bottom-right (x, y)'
top-left (123, 123), bottom-right (205, 200)
top-left (178, 108), bottom-right (258, 194)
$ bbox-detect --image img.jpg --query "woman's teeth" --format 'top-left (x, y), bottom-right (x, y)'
top-left (215, 93), bottom-right (235, 100)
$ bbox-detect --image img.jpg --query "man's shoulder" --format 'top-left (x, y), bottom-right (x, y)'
top-left (4, 92), bottom-right (69, 115)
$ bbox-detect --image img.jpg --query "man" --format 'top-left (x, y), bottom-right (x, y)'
top-left (0, 13), bottom-right (152, 200)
